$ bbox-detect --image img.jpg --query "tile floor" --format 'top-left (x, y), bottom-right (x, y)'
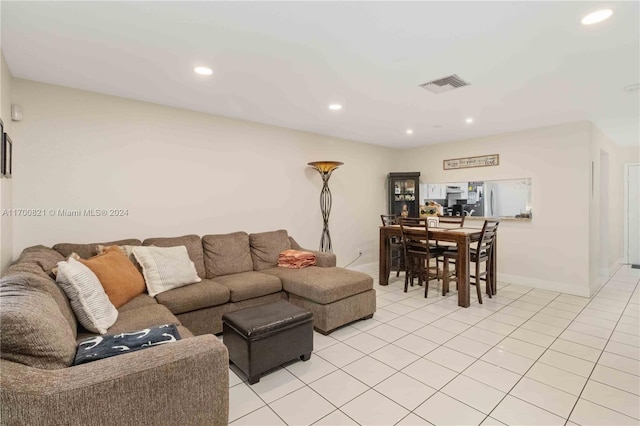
top-left (227, 265), bottom-right (640, 425)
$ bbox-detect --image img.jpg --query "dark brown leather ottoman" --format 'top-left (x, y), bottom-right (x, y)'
top-left (222, 299), bottom-right (313, 384)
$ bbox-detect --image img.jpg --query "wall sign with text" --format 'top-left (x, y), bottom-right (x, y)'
top-left (443, 154), bottom-right (499, 170)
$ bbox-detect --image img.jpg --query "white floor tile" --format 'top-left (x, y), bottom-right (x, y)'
top-left (548, 338), bottom-right (601, 362)
top-left (432, 317), bottom-right (471, 333)
top-left (446, 310), bottom-right (487, 326)
top-left (330, 325), bottom-right (363, 341)
top-left (499, 306), bottom-right (536, 319)
top-left (475, 318), bottom-right (518, 335)
top-left (481, 347), bottom-right (535, 375)
top-left (547, 300), bottom-right (584, 313)
top-left (567, 321), bottom-right (613, 339)
top-left (374, 372), bottom-right (436, 411)
top-left (414, 392), bottom-right (486, 426)
top-left (444, 335), bottom-right (492, 358)
top-left (598, 351), bottom-right (640, 376)
top-left (420, 303), bottom-right (457, 316)
top-left (590, 364), bottom-right (640, 396)
top-left (490, 312), bottom-right (528, 327)
top-left (580, 307), bottom-right (620, 322)
top-left (387, 315), bottom-right (429, 333)
top-left (581, 380), bottom-right (640, 420)
top-left (395, 413), bottom-right (432, 426)
top-left (615, 322), bottom-right (640, 336)
top-left (441, 375), bottom-right (506, 414)
top-left (309, 370), bottom-right (368, 407)
top-left (525, 362), bottom-right (587, 395)
top-left (540, 306), bottom-right (579, 320)
top-left (230, 406), bottom-right (285, 426)
top-left (342, 356), bottom-right (397, 387)
top-left (519, 319), bottom-right (564, 337)
top-left (463, 360), bottom-right (522, 393)
top-left (316, 342), bottom-right (365, 368)
top-left (461, 326), bottom-right (506, 346)
top-left (611, 330), bottom-right (640, 347)
top-left (538, 350), bottom-right (595, 377)
top-left (285, 355), bottom-right (338, 385)
top-left (314, 410), bottom-right (359, 425)
top-left (424, 346), bottom-right (476, 372)
top-left (401, 358), bottom-right (458, 389)
top-left (380, 292), bottom-right (411, 303)
top-left (393, 333), bottom-right (439, 356)
top-left (341, 389), bottom-right (410, 426)
top-left (569, 398), bottom-right (639, 425)
top-left (370, 344), bottom-right (420, 370)
top-left (574, 314), bottom-right (618, 330)
top-left (491, 395), bottom-right (565, 426)
top-left (250, 368), bottom-right (306, 403)
top-left (398, 297), bottom-right (431, 309)
top-left (229, 368), bottom-right (243, 387)
top-left (530, 312), bottom-right (571, 328)
top-left (560, 329), bottom-right (608, 350)
top-left (413, 324), bottom-right (457, 344)
top-left (403, 308), bottom-right (441, 324)
top-left (269, 386), bottom-right (335, 425)
top-left (343, 332), bottom-right (388, 354)
top-left (508, 300), bottom-right (545, 312)
top-left (495, 337), bottom-right (546, 359)
top-left (229, 383), bottom-right (266, 422)
top-left (509, 328), bottom-right (555, 348)
top-left (605, 341), bottom-right (640, 360)
top-left (480, 417), bottom-right (507, 425)
top-left (367, 323), bottom-right (409, 343)
top-left (384, 302), bottom-right (417, 315)
top-left (373, 308), bottom-right (401, 323)
top-left (314, 331), bottom-right (339, 351)
top-left (510, 377), bottom-right (578, 418)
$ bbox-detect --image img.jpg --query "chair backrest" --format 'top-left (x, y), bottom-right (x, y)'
top-left (398, 217), bottom-right (430, 254)
top-left (380, 214), bottom-right (397, 226)
top-left (437, 215), bottom-right (465, 228)
top-left (477, 220), bottom-right (500, 254)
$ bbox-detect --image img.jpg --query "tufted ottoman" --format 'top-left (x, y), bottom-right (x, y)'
top-left (222, 300), bottom-right (313, 384)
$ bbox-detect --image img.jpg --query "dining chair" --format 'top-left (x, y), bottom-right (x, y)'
top-left (434, 215), bottom-right (465, 284)
top-left (442, 219), bottom-right (499, 304)
top-left (399, 217), bottom-right (445, 297)
top-left (380, 214), bottom-right (403, 278)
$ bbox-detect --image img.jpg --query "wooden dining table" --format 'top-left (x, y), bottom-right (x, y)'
top-left (379, 225), bottom-right (497, 308)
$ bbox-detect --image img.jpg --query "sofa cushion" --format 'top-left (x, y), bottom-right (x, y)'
top-left (213, 271), bottom-right (282, 303)
top-left (78, 249), bottom-right (146, 308)
top-left (106, 304), bottom-right (180, 335)
top-left (262, 266), bottom-right (373, 304)
top-left (132, 246), bottom-right (201, 297)
top-left (53, 239), bottom-right (142, 259)
top-left (15, 245), bottom-right (65, 274)
top-left (155, 279), bottom-right (230, 315)
top-left (118, 293), bottom-right (158, 313)
top-left (143, 234), bottom-right (206, 279)
top-left (249, 230), bottom-right (292, 271)
top-left (202, 232), bottom-right (253, 278)
top-left (56, 258), bottom-right (119, 334)
top-left (6, 262), bottom-right (78, 337)
top-left (0, 273), bottom-right (77, 369)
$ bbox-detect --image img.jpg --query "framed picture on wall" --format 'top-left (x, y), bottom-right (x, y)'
top-left (2, 132), bottom-right (12, 178)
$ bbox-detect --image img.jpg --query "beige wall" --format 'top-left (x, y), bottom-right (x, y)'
top-left (397, 122), bottom-right (593, 296)
top-left (10, 79), bottom-right (396, 268)
top-left (0, 52), bottom-right (13, 271)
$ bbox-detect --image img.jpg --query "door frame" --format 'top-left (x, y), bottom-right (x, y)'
top-left (624, 162), bottom-right (640, 264)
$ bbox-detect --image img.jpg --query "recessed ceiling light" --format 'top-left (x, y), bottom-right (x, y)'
top-left (194, 66), bottom-right (213, 76)
top-left (406, 129), bottom-right (414, 135)
top-left (466, 118), bottom-right (474, 124)
top-left (623, 83), bottom-right (640, 92)
top-left (328, 104), bottom-right (342, 110)
top-left (581, 9), bottom-right (613, 25)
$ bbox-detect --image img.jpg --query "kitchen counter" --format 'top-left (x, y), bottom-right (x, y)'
top-left (464, 216), bottom-right (531, 222)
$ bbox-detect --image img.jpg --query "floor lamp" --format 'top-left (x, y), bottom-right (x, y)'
top-left (308, 161), bottom-right (343, 253)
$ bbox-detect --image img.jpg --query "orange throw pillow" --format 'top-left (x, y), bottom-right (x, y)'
top-left (78, 248), bottom-right (145, 308)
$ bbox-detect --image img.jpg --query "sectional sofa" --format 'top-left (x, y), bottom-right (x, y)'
top-left (0, 229), bottom-right (375, 425)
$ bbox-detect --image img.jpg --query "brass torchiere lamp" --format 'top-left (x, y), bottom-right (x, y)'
top-left (308, 161), bottom-right (343, 253)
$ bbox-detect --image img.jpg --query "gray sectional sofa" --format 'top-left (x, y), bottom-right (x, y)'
top-left (0, 229), bottom-right (375, 425)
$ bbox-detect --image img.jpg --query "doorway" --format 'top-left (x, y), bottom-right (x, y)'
top-left (625, 163), bottom-right (640, 267)
top-left (600, 151), bottom-right (609, 276)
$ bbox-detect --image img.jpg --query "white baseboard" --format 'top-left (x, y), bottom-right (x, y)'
top-left (499, 273), bottom-right (591, 298)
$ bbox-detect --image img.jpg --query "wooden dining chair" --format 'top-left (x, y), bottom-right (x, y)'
top-left (442, 219), bottom-right (499, 303)
top-left (380, 214), bottom-right (403, 278)
top-left (434, 215), bottom-right (465, 283)
top-left (399, 217), bottom-right (445, 297)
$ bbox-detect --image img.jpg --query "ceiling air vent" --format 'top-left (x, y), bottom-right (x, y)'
top-left (419, 74), bottom-right (470, 94)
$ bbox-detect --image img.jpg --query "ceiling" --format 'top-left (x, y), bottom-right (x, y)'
top-left (1, 1), bottom-right (639, 148)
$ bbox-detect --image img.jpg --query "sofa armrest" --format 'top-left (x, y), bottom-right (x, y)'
top-left (1, 335), bottom-right (229, 426)
top-left (288, 237), bottom-right (337, 267)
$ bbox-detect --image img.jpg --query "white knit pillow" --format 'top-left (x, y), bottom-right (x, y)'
top-left (132, 246), bottom-right (201, 297)
top-left (56, 258), bottom-right (118, 334)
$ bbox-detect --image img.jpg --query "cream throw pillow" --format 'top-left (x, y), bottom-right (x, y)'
top-left (56, 258), bottom-right (118, 334)
top-left (132, 246), bottom-right (201, 297)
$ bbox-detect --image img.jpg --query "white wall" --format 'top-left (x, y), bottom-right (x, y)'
top-left (589, 124), bottom-right (640, 293)
top-left (0, 51), bottom-right (13, 271)
top-left (398, 122), bottom-right (593, 296)
top-left (11, 79), bottom-right (397, 268)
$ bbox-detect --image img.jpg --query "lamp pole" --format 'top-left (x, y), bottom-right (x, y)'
top-left (308, 161), bottom-right (343, 253)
